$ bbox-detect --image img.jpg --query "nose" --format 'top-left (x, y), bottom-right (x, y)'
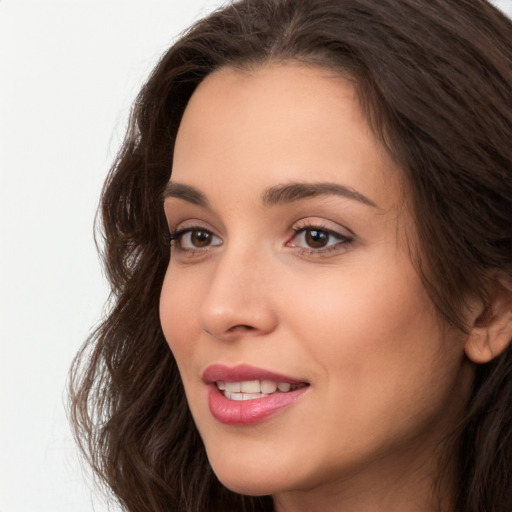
top-left (197, 247), bottom-right (278, 341)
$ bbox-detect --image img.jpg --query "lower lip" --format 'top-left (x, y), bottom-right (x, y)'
top-left (207, 384), bottom-right (308, 425)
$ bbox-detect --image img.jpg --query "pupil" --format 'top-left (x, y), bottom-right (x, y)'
top-left (305, 229), bottom-right (328, 248)
top-left (192, 230), bottom-right (211, 247)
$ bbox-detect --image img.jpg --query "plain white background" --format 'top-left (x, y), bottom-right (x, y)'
top-left (0, 2), bottom-right (227, 511)
top-left (1, 1), bottom-right (511, 511)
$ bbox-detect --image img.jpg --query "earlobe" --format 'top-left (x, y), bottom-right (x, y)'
top-left (465, 273), bottom-right (512, 364)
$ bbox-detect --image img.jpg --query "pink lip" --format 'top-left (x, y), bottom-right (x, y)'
top-left (203, 364), bottom-right (309, 426)
top-left (202, 364), bottom-right (306, 385)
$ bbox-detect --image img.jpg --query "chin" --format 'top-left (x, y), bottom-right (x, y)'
top-left (213, 465), bottom-right (279, 496)
top-left (206, 449), bottom-right (294, 497)
top-left (217, 477), bottom-right (276, 497)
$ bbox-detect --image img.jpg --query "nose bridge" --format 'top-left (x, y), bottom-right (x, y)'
top-left (198, 238), bottom-right (277, 339)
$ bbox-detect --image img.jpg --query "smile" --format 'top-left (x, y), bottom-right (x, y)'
top-left (203, 365), bottom-right (310, 425)
top-left (216, 380), bottom-right (307, 400)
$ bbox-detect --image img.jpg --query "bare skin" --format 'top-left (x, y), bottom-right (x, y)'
top-left (160, 63), bottom-right (476, 511)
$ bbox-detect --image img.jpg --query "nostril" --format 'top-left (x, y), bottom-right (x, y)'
top-left (228, 324), bottom-right (257, 332)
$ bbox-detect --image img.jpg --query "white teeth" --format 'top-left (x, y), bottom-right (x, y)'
top-left (225, 382), bottom-right (241, 392)
top-left (225, 392), bottom-right (269, 401)
top-left (241, 393), bottom-right (265, 400)
top-left (240, 380), bottom-right (260, 393)
top-left (261, 380), bottom-right (277, 394)
top-left (225, 392), bottom-right (244, 401)
top-left (216, 379), bottom-right (303, 400)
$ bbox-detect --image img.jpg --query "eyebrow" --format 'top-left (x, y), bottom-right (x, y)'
top-left (162, 182), bottom-right (210, 207)
top-left (162, 181), bottom-right (377, 208)
top-left (262, 182), bottom-right (377, 208)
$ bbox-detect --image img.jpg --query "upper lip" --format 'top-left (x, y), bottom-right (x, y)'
top-left (202, 364), bottom-right (308, 384)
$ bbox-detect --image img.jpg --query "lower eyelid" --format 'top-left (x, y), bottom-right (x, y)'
top-left (287, 226), bottom-right (353, 254)
top-left (171, 228), bottom-right (222, 252)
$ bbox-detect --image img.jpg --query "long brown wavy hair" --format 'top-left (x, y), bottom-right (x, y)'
top-left (69, 1), bottom-right (512, 511)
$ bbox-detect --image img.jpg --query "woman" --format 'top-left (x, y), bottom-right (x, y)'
top-left (69, 0), bottom-right (512, 511)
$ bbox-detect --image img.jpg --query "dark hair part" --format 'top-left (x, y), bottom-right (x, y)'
top-left (69, 1), bottom-right (512, 511)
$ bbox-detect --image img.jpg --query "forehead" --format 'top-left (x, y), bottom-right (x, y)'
top-left (172, 63), bottom-right (402, 212)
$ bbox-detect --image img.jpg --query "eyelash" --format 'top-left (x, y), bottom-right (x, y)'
top-left (168, 223), bottom-right (353, 258)
top-left (288, 223), bottom-right (353, 257)
top-left (169, 226), bottom-right (222, 253)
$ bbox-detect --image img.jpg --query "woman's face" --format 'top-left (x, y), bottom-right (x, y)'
top-left (160, 64), bottom-right (474, 505)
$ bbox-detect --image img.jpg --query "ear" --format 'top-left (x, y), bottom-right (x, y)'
top-left (465, 272), bottom-right (512, 364)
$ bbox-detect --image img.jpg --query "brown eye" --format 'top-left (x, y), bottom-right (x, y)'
top-left (172, 228), bottom-right (222, 251)
top-left (191, 230), bottom-right (212, 247)
top-left (288, 224), bottom-right (352, 255)
top-left (305, 229), bottom-right (329, 248)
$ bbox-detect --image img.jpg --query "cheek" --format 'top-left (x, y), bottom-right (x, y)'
top-left (284, 260), bottom-right (449, 406)
top-left (286, 259), bottom-right (434, 351)
top-left (159, 270), bottom-right (200, 369)
top-left (280, 267), bottom-right (467, 466)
